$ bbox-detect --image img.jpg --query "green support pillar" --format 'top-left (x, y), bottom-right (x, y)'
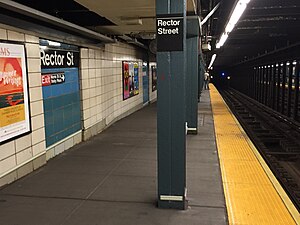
top-left (156, 0), bottom-right (187, 209)
top-left (186, 18), bottom-right (199, 134)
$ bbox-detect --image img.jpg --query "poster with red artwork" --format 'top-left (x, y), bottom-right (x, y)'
top-left (0, 42), bottom-right (31, 143)
top-left (123, 61), bottom-right (139, 100)
top-left (123, 61), bottom-right (130, 100)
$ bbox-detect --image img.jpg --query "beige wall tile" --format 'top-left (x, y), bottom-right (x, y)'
top-left (0, 156), bottom-right (16, 175)
top-left (89, 68), bottom-right (96, 79)
top-left (0, 171), bottom-right (17, 187)
top-left (89, 59), bottom-right (96, 69)
top-left (73, 132), bottom-right (82, 145)
top-left (17, 162), bottom-right (33, 179)
top-left (32, 141), bottom-right (46, 156)
top-left (0, 141), bottom-right (15, 160)
top-left (27, 58), bottom-right (41, 73)
top-left (54, 143), bottom-right (65, 155)
top-left (16, 148), bottom-right (33, 164)
top-left (80, 69), bottom-right (89, 80)
top-left (25, 43), bottom-right (40, 58)
top-left (82, 99), bottom-right (90, 110)
top-left (64, 138), bottom-right (74, 151)
top-left (31, 128), bottom-right (45, 146)
top-left (81, 59), bottom-right (89, 69)
top-left (28, 72), bottom-right (42, 88)
top-left (82, 89), bottom-right (90, 100)
top-left (7, 30), bottom-right (24, 41)
top-left (84, 118), bottom-right (91, 128)
top-left (88, 49), bottom-right (95, 58)
top-left (80, 48), bottom-right (88, 58)
top-left (82, 109), bottom-right (91, 120)
top-left (46, 148), bottom-right (55, 160)
top-left (0, 28), bottom-right (7, 40)
top-left (31, 114), bottom-right (45, 131)
top-left (25, 34), bottom-right (39, 43)
top-left (95, 50), bottom-right (101, 59)
top-left (29, 87), bottom-right (43, 102)
top-left (81, 79), bottom-right (89, 90)
top-left (30, 101), bottom-right (44, 117)
top-left (90, 88), bottom-right (96, 98)
top-left (15, 134), bottom-right (32, 153)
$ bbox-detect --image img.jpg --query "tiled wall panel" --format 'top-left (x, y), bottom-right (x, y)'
top-left (0, 23), bottom-right (157, 187)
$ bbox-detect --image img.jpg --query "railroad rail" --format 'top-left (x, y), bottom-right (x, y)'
top-left (219, 88), bottom-right (300, 212)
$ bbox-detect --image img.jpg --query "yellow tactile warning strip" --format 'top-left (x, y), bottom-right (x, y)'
top-left (210, 85), bottom-right (299, 225)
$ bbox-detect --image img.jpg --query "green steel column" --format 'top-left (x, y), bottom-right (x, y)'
top-left (156, 0), bottom-right (187, 209)
top-left (186, 18), bottom-right (199, 134)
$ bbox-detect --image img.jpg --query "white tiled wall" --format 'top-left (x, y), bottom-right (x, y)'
top-left (0, 30), bottom-right (46, 183)
top-left (80, 43), bottom-right (145, 134)
top-left (0, 24), bottom-right (156, 187)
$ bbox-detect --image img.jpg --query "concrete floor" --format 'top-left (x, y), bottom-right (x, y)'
top-left (0, 90), bottom-right (227, 225)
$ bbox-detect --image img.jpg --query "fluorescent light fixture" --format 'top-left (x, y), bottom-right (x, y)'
top-left (216, 0), bottom-right (251, 48)
top-left (216, 33), bottom-right (228, 48)
top-left (225, 2), bottom-right (247, 33)
top-left (48, 40), bottom-right (61, 47)
top-left (208, 54), bottom-right (217, 69)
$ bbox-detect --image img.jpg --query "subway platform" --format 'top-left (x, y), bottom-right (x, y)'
top-left (0, 89), bottom-right (227, 225)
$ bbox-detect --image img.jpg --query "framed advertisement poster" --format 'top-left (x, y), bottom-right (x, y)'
top-left (151, 65), bottom-right (157, 91)
top-left (122, 61), bottom-right (139, 100)
top-left (0, 42), bottom-right (31, 144)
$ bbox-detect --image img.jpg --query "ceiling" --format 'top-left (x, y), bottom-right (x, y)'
top-left (208, 0), bottom-right (300, 67)
top-left (1, 0), bottom-right (299, 68)
top-left (75, 0), bottom-right (156, 35)
top-left (75, 0), bottom-right (198, 35)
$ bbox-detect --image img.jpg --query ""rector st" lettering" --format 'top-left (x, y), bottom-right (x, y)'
top-left (157, 19), bottom-right (180, 27)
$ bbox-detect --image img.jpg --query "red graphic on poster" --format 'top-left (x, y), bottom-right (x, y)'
top-left (0, 58), bottom-right (24, 108)
top-left (123, 61), bottom-right (139, 100)
top-left (123, 62), bottom-right (130, 99)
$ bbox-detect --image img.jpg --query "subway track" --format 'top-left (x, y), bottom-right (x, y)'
top-left (219, 88), bottom-right (300, 212)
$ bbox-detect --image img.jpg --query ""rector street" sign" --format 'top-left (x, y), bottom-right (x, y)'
top-left (157, 14), bottom-right (184, 52)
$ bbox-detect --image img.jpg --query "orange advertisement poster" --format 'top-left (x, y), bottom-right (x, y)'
top-left (0, 57), bottom-right (24, 107)
top-left (0, 42), bottom-right (30, 143)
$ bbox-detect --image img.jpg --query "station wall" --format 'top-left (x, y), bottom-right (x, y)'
top-left (0, 24), bottom-right (156, 187)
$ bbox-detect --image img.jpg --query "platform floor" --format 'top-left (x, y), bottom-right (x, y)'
top-left (0, 90), bottom-right (227, 225)
top-left (210, 85), bottom-right (298, 225)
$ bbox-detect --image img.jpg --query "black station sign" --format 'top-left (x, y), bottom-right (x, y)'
top-left (40, 48), bottom-right (79, 69)
top-left (156, 14), bottom-right (184, 52)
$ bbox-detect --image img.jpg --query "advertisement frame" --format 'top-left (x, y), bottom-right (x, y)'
top-left (0, 41), bottom-right (31, 144)
top-left (151, 65), bottom-right (157, 92)
top-left (122, 61), bottom-right (139, 100)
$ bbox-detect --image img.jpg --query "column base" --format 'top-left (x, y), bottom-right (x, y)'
top-left (157, 198), bottom-right (188, 210)
top-left (187, 127), bottom-right (198, 135)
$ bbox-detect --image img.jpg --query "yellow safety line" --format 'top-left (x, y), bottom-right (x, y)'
top-left (210, 84), bottom-right (299, 225)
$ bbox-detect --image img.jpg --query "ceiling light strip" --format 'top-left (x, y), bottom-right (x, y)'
top-left (216, 0), bottom-right (251, 48)
top-left (208, 54), bottom-right (217, 69)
